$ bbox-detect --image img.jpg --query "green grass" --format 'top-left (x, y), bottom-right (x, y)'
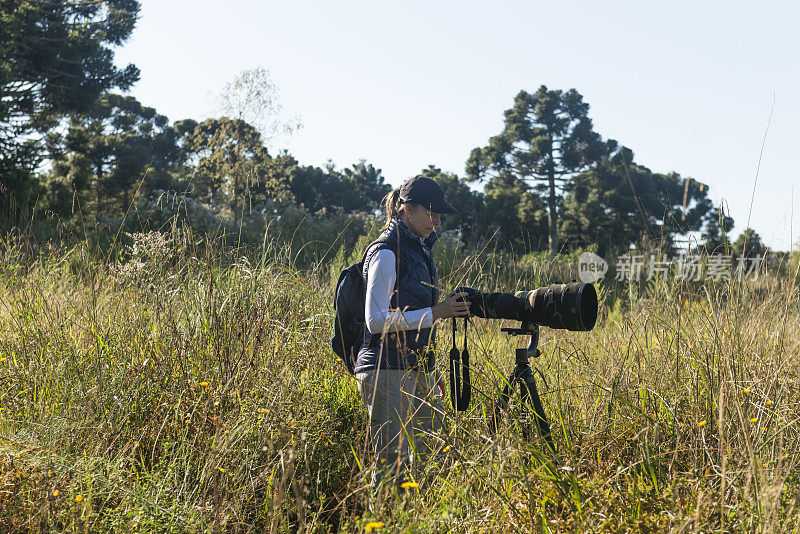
top-left (1, 230), bottom-right (799, 532)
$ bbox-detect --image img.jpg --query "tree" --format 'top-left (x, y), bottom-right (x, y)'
top-left (0, 0), bottom-right (140, 213)
top-left (46, 94), bottom-right (178, 220)
top-left (700, 203), bottom-right (735, 254)
top-left (215, 68), bottom-right (300, 222)
top-left (467, 86), bottom-right (616, 256)
top-left (732, 228), bottom-right (766, 258)
top-left (484, 174), bottom-right (548, 252)
top-left (560, 148), bottom-right (711, 256)
top-left (215, 67), bottom-right (300, 145)
top-left (288, 160), bottom-right (389, 214)
top-left (340, 160), bottom-right (391, 213)
top-left (183, 117), bottom-right (288, 213)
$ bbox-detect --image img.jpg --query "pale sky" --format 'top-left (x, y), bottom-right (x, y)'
top-left (114, 0), bottom-right (799, 250)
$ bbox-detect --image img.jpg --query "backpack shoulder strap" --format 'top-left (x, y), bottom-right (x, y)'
top-left (362, 235), bottom-right (404, 288)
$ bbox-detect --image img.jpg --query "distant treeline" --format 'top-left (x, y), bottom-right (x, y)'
top-left (1, 1), bottom-right (766, 261)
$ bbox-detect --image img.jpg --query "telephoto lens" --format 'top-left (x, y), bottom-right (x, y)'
top-left (455, 282), bottom-right (598, 332)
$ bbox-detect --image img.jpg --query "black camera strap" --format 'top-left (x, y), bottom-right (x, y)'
top-left (449, 317), bottom-right (471, 411)
top-left (448, 319), bottom-right (459, 408)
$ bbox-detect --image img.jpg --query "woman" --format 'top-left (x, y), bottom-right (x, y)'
top-left (355, 175), bottom-right (470, 489)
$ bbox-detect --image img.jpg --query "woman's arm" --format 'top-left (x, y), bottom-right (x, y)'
top-left (364, 249), bottom-right (433, 334)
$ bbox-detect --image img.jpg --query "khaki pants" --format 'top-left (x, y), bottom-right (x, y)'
top-left (356, 368), bottom-right (446, 488)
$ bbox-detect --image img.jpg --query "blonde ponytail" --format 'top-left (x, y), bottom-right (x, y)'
top-left (381, 189), bottom-right (401, 230)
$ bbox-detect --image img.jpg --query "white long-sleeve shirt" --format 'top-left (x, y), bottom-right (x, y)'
top-left (365, 249), bottom-right (434, 334)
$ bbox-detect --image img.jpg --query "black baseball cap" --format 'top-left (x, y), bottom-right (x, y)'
top-left (398, 175), bottom-right (457, 214)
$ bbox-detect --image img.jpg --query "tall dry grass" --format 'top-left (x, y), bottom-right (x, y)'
top-left (1, 227), bottom-right (799, 532)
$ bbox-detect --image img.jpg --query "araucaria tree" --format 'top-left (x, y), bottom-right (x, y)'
top-left (0, 0), bottom-right (140, 213)
top-left (467, 85), bottom-right (615, 256)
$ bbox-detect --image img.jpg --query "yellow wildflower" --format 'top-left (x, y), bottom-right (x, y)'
top-left (75, 494), bottom-right (83, 503)
top-left (400, 481), bottom-right (419, 489)
top-left (259, 408), bottom-right (269, 414)
top-left (766, 400), bottom-right (773, 406)
top-left (52, 490), bottom-right (59, 497)
top-left (743, 388), bottom-right (750, 394)
top-left (365, 522), bottom-right (385, 532)
top-left (0, 357), bottom-right (6, 363)
top-left (199, 382), bottom-right (209, 387)
top-left (750, 417), bottom-right (758, 423)
top-left (443, 445), bottom-right (451, 452)
top-left (697, 420), bottom-right (707, 428)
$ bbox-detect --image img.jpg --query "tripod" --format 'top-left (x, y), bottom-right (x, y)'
top-left (489, 322), bottom-right (555, 453)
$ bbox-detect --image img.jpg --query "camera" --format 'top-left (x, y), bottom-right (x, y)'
top-left (454, 282), bottom-right (597, 332)
top-left (447, 282), bottom-right (598, 444)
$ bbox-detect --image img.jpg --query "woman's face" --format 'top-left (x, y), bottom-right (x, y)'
top-left (401, 203), bottom-right (441, 238)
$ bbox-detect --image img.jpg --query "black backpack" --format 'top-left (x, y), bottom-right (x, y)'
top-left (331, 236), bottom-right (401, 374)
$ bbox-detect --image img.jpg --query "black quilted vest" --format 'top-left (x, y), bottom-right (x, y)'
top-left (355, 219), bottom-right (440, 373)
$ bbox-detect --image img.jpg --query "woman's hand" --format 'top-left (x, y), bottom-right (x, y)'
top-left (432, 292), bottom-right (470, 321)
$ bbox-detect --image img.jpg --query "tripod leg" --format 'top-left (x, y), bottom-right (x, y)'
top-left (524, 373), bottom-right (555, 453)
top-left (489, 371), bottom-right (517, 434)
top-left (497, 371), bottom-right (516, 410)
top-left (518, 371), bottom-right (532, 442)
